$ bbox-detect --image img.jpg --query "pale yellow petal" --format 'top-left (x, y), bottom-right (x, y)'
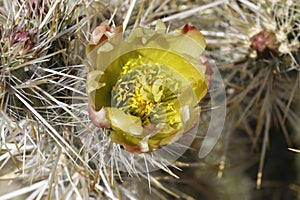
top-left (108, 108), bottom-right (144, 136)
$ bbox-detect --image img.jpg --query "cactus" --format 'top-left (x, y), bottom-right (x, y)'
top-left (0, 0), bottom-right (299, 199)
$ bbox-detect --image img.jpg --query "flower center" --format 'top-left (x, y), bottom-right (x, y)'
top-left (111, 58), bottom-right (185, 130)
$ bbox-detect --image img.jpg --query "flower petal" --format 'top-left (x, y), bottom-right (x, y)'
top-left (86, 21), bottom-right (122, 55)
top-left (107, 107), bottom-right (144, 136)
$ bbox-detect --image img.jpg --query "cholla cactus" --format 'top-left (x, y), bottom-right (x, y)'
top-left (1, 0), bottom-right (298, 199)
top-left (0, 0), bottom-right (221, 199)
top-left (201, 0), bottom-right (300, 191)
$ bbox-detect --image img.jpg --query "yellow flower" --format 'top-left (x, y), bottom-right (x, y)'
top-left (86, 21), bottom-right (209, 153)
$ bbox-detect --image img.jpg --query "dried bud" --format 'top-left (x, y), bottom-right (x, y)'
top-left (250, 30), bottom-right (279, 58)
top-left (11, 30), bottom-right (30, 44)
top-left (10, 30), bottom-right (34, 55)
